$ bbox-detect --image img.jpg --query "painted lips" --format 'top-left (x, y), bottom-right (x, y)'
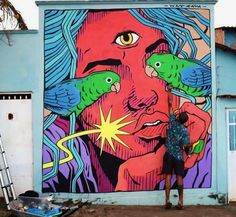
top-left (133, 111), bottom-right (169, 139)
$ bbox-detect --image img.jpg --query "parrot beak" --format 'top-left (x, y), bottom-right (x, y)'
top-left (145, 66), bottom-right (158, 78)
top-left (111, 82), bottom-right (121, 93)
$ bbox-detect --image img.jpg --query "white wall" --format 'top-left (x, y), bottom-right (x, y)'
top-left (0, 94), bottom-right (33, 196)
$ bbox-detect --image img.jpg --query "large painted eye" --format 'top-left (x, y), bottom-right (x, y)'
top-left (155, 62), bottom-right (161, 68)
top-left (106, 77), bottom-right (112, 83)
top-left (114, 31), bottom-right (140, 47)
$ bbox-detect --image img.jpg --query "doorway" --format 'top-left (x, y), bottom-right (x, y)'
top-left (227, 109), bottom-right (236, 202)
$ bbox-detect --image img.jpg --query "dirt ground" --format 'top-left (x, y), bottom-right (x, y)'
top-left (1, 199), bottom-right (236, 217)
top-left (71, 203), bottom-right (236, 217)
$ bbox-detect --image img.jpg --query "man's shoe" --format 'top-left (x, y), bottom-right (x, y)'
top-left (175, 202), bottom-right (184, 210)
top-left (165, 202), bottom-right (172, 209)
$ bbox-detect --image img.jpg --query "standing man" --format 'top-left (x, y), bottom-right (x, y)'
top-left (163, 85), bottom-right (191, 210)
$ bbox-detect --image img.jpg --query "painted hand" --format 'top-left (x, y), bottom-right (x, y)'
top-left (178, 102), bottom-right (211, 168)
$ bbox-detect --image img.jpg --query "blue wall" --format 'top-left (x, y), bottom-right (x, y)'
top-left (215, 46), bottom-right (236, 202)
top-left (0, 31), bottom-right (40, 91)
top-left (216, 47), bottom-right (236, 95)
top-left (225, 31), bottom-right (236, 48)
top-left (0, 30), bottom-right (44, 196)
top-left (215, 97), bottom-right (236, 200)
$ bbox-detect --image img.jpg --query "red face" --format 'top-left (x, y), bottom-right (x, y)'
top-left (75, 10), bottom-right (178, 160)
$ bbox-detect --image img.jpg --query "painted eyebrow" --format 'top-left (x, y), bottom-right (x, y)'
top-left (82, 38), bottom-right (168, 73)
top-left (82, 58), bottom-right (122, 74)
top-left (145, 38), bottom-right (169, 53)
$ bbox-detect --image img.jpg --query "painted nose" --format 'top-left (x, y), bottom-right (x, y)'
top-left (126, 89), bottom-right (158, 114)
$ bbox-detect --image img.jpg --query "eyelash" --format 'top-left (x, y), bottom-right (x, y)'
top-left (114, 31), bottom-right (140, 47)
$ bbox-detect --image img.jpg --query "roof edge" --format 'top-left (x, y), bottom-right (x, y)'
top-left (216, 43), bottom-right (236, 54)
top-left (0, 30), bottom-right (38, 34)
top-left (217, 94), bottom-right (236, 98)
top-left (36, 0), bottom-right (218, 6)
top-left (215, 26), bottom-right (236, 30)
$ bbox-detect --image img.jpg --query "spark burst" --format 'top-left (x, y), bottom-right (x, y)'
top-left (95, 106), bottom-right (135, 155)
top-left (43, 105), bottom-right (135, 168)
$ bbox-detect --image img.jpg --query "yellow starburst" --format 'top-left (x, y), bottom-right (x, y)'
top-left (94, 106), bottom-right (135, 155)
top-left (43, 106), bottom-right (135, 169)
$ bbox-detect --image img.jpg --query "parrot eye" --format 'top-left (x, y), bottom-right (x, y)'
top-left (106, 77), bottom-right (112, 83)
top-left (155, 62), bottom-right (161, 68)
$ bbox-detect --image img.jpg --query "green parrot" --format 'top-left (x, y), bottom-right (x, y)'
top-left (44, 71), bottom-right (121, 117)
top-left (145, 53), bottom-right (211, 110)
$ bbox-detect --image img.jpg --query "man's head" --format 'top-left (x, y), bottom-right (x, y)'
top-left (178, 111), bottom-right (188, 124)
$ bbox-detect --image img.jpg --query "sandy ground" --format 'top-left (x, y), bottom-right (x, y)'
top-left (71, 203), bottom-right (236, 217)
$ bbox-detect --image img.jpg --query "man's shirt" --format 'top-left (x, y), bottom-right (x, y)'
top-left (166, 114), bottom-right (190, 161)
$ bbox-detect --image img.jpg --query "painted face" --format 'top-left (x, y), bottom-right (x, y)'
top-left (75, 10), bottom-right (178, 160)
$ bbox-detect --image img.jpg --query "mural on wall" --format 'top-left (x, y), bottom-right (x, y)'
top-left (42, 8), bottom-right (212, 193)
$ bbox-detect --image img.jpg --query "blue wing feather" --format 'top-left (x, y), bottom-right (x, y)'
top-left (180, 64), bottom-right (211, 88)
top-left (44, 79), bottom-right (81, 115)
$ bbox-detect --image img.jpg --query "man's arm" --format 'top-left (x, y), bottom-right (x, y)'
top-left (167, 84), bottom-right (173, 114)
top-left (183, 144), bottom-right (192, 157)
top-left (183, 128), bottom-right (192, 155)
top-left (183, 143), bottom-right (192, 148)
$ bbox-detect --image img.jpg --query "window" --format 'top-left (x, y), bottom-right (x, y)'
top-left (228, 110), bottom-right (236, 151)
